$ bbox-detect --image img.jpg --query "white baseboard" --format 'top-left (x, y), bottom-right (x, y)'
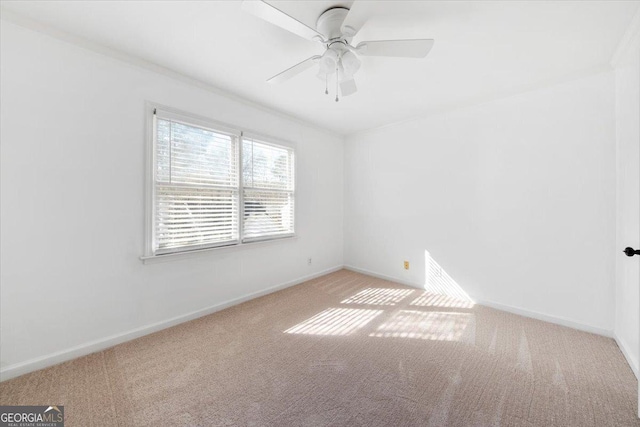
top-left (344, 264), bottom-right (613, 338)
top-left (614, 333), bottom-right (639, 380)
top-left (474, 298), bottom-right (613, 338)
top-left (0, 265), bottom-right (343, 382)
top-left (344, 265), bottom-right (423, 289)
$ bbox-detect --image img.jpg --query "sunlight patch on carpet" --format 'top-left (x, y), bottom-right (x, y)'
top-left (341, 288), bottom-right (414, 306)
top-left (410, 292), bottom-right (475, 309)
top-left (370, 311), bottom-right (475, 342)
top-left (285, 308), bottom-right (383, 336)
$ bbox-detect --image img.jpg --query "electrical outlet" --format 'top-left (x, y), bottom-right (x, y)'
top-left (308, 258), bottom-right (312, 266)
top-left (404, 261), bottom-right (409, 270)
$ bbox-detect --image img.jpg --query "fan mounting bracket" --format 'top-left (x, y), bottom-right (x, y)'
top-left (316, 7), bottom-right (351, 41)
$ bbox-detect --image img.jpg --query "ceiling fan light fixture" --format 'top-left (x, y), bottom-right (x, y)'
top-left (318, 49), bottom-right (339, 75)
top-left (340, 50), bottom-right (361, 77)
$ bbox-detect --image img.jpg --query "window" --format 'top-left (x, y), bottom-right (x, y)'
top-left (145, 106), bottom-right (295, 258)
top-left (242, 136), bottom-right (295, 242)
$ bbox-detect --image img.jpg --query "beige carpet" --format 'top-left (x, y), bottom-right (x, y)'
top-left (1, 269), bottom-right (638, 426)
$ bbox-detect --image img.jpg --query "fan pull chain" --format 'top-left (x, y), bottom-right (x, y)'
top-left (325, 74), bottom-right (328, 95)
top-left (335, 64), bottom-right (339, 102)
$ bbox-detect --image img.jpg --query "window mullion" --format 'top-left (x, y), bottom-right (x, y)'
top-left (239, 132), bottom-right (244, 242)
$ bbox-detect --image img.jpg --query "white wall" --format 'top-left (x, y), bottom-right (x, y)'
top-left (344, 71), bottom-right (617, 334)
top-left (0, 21), bottom-right (344, 378)
top-left (614, 46), bottom-right (640, 374)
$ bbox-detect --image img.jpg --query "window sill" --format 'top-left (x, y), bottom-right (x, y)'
top-left (140, 235), bottom-right (297, 265)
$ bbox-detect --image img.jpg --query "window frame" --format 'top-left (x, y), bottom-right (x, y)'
top-left (142, 103), bottom-right (297, 263)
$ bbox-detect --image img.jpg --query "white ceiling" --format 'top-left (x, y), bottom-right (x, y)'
top-left (2, 0), bottom-right (638, 135)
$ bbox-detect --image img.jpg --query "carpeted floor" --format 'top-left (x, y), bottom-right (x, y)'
top-left (1, 269), bottom-right (638, 426)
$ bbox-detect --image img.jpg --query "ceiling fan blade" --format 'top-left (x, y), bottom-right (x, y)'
top-left (267, 56), bottom-right (321, 84)
top-left (340, 78), bottom-right (358, 97)
top-left (356, 39), bottom-right (435, 58)
top-left (242, 1), bottom-right (324, 41)
top-left (340, 1), bottom-right (367, 38)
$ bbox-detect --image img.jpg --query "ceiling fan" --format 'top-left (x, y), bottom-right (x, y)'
top-left (242, 1), bottom-right (434, 101)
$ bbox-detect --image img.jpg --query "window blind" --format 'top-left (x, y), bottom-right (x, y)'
top-left (154, 117), bottom-right (239, 254)
top-left (242, 137), bottom-right (295, 241)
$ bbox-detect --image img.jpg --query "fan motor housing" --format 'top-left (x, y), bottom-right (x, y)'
top-left (316, 7), bottom-right (350, 40)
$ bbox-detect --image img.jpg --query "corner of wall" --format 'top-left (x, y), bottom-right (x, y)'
top-left (615, 333), bottom-right (640, 379)
top-left (611, 5), bottom-right (640, 68)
